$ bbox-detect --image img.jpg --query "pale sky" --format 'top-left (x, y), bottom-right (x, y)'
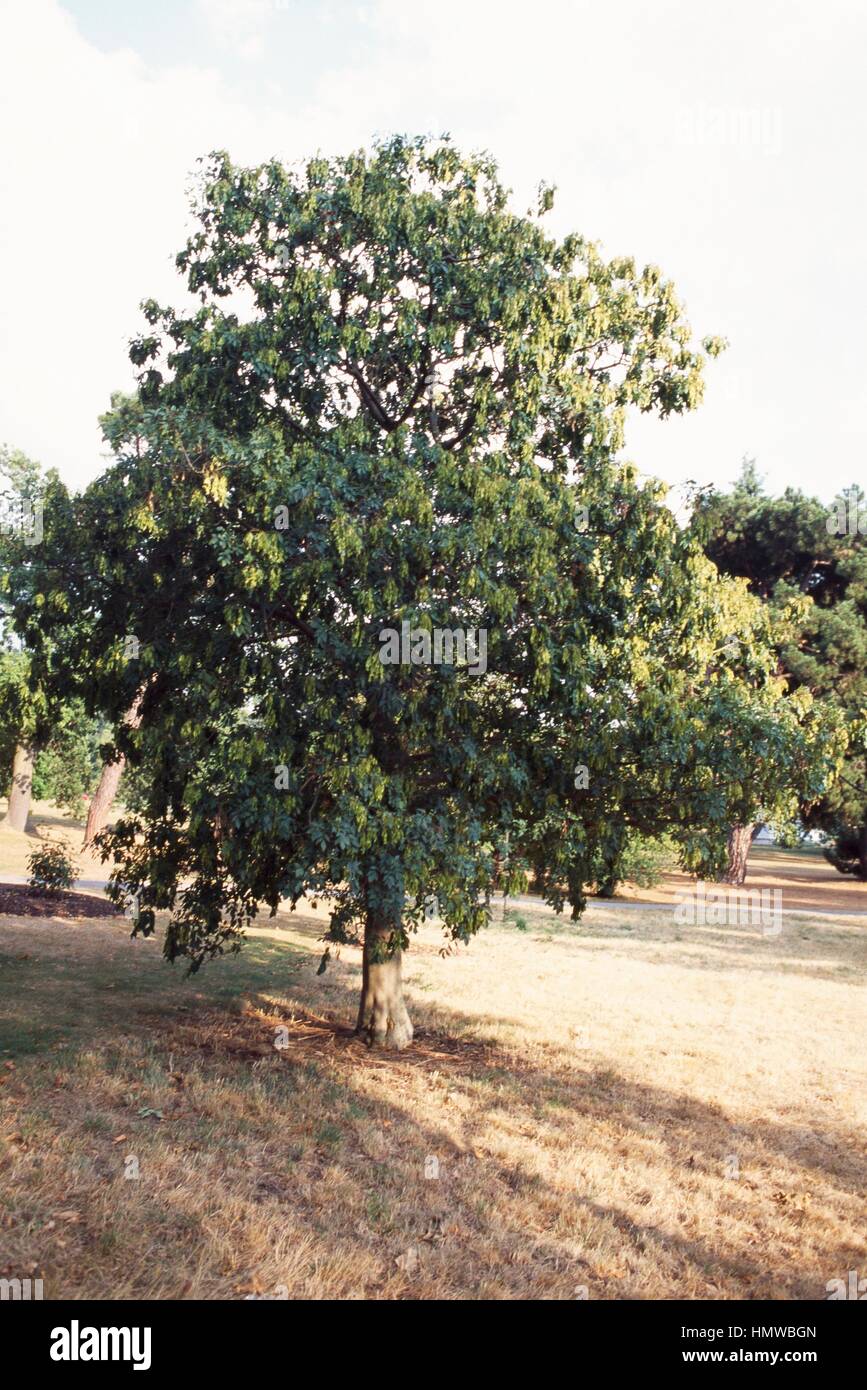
top-left (1, 0), bottom-right (865, 502)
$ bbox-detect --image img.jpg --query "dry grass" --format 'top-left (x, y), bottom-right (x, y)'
top-left (621, 843), bottom-right (867, 916)
top-left (1, 887), bottom-right (865, 1301)
top-left (0, 797), bottom-right (117, 881)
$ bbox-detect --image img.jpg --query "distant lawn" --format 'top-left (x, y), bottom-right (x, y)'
top-left (0, 797), bottom-right (124, 881)
top-left (756, 842), bottom-right (826, 859)
top-left (1, 895), bottom-right (865, 1300)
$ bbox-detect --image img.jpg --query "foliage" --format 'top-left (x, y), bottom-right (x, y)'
top-left (0, 446), bottom-right (73, 795)
top-left (694, 459), bottom-right (866, 875)
top-left (5, 138), bottom-right (839, 976)
top-left (0, 647), bottom-right (32, 788)
top-left (764, 819), bottom-right (804, 850)
top-left (27, 838), bottom-right (77, 894)
top-left (824, 825), bottom-right (867, 877)
top-left (615, 832), bottom-right (679, 890)
top-left (31, 702), bottom-right (105, 818)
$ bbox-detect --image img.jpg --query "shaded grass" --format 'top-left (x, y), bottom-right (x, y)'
top-left (0, 900), bottom-right (865, 1300)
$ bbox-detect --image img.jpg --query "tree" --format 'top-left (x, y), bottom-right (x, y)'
top-left (12, 139), bottom-right (835, 1045)
top-left (78, 396), bottom-right (149, 848)
top-left (0, 446), bottom-right (49, 832)
top-left (32, 699), bottom-right (105, 820)
top-left (0, 651), bottom-right (37, 831)
top-left (694, 461), bottom-right (865, 877)
top-left (1, 440), bottom-right (126, 838)
top-left (82, 696), bottom-right (142, 847)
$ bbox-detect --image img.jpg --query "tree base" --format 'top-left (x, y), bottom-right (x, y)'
top-left (720, 822), bottom-right (755, 886)
top-left (355, 1011), bottom-right (414, 1051)
top-left (355, 919), bottom-right (414, 1050)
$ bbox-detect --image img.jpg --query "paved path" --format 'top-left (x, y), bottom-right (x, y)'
top-left (2, 874), bottom-right (113, 893)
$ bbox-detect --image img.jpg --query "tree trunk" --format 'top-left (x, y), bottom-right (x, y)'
top-left (4, 742), bottom-right (35, 833)
top-left (82, 695), bottom-right (143, 848)
top-left (721, 822), bottom-right (755, 885)
top-left (82, 758), bottom-right (125, 847)
top-left (859, 823), bottom-right (867, 881)
top-left (354, 916), bottom-right (413, 1050)
top-left (492, 849), bottom-right (502, 892)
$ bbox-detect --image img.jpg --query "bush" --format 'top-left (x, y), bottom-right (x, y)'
top-left (823, 825), bottom-right (867, 880)
top-left (27, 839), bottom-right (77, 895)
top-left (619, 833), bottom-right (678, 888)
top-left (766, 819), bottom-right (802, 850)
top-left (593, 832), bottom-right (679, 896)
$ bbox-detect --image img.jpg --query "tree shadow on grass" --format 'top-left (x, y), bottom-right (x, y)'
top-left (135, 981), bottom-right (867, 1297)
top-left (0, 913), bottom-right (863, 1301)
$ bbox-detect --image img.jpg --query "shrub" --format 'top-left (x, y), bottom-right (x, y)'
top-left (27, 839), bottom-right (77, 895)
top-left (593, 832), bottom-right (679, 896)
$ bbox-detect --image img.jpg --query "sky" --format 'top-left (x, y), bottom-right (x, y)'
top-left (1, 0), bottom-right (865, 502)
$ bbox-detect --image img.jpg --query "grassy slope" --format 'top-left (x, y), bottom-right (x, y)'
top-left (1, 892), bottom-right (865, 1300)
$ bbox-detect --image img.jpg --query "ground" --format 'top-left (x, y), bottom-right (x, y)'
top-left (619, 841), bottom-right (867, 916)
top-left (0, 799), bottom-right (109, 880)
top-left (1, 805), bottom-right (865, 1300)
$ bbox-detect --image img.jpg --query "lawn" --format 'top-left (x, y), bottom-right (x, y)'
top-left (1, 873), bottom-right (865, 1299)
top-left (0, 797), bottom-right (115, 882)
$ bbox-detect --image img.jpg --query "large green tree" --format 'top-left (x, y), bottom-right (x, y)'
top-left (694, 460), bottom-right (866, 876)
top-left (9, 140), bottom-right (838, 1044)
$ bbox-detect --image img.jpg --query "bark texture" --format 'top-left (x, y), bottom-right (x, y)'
top-left (4, 743), bottom-right (35, 832)
top-left (355, 917), bottom-right (413, 1050)
top-left (82, 758), bottom-right (125, 847)
top-left (720, 822), bottom-right (755, 886)
top-left (82, 695), bottom-right (143, 848)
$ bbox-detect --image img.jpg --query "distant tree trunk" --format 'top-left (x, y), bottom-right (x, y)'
top-left (82, 695), bottom-right (143, 848)
top-left (82, 758), bottom-right (125, 848)
top-left (4, 742), bottom-right (35, 832)
top-left (721, 822), bottom-right (755, 885)
top-left (859, 823), bottom-right (867, 881)
top-left (492, 849), bottom-right (502, 891)
top-left (354, 915), bottom-right (413, 1050)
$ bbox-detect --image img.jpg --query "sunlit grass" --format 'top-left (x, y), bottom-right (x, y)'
top-left (1, 891), bottom-right (865, 1300)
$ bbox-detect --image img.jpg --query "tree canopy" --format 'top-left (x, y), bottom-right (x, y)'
top-left (6, 138), bottom-right (840, 1044)
top-left (694, 461), bottom-right (866, 875)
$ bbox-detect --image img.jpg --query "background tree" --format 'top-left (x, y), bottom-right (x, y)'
top-left (694, 460), bottom-right (865, 877)
top-left (32, 699), bottom-right (105, 820)
top-left (1, 439), bottom-right (132, 840)
top-left (0, 648), bottom-right (40, 831)
top-left (0, 446), bottom-right (51, 832)
top-left (79, 394), bottom-right (148, 848)
top-left (11, 139), bottom-right (837, 1045)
